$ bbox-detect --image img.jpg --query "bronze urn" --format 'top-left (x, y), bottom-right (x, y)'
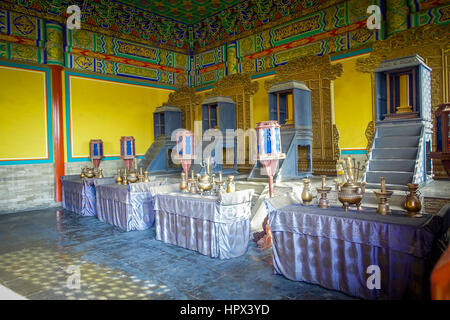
top-left (337, 181), bottom-right (366, 211)
top-left (404, 183), bottom-right (421, 217)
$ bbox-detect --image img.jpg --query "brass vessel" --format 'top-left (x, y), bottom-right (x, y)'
top-left (301, 179), bottom-right (313, 205)
top-left (226, 175), bottom-right (235, 193)
top-left (144, 171), bottom-right (150, 183)
top-left (215, 171), bottom-right (225, 196)
top-left (180, 172), bottom-right (188, 192)
top-left (97, 168), bottom-right (104, 179)
top-left (373, 177), bottom-right (393, 215)
top-left (198, 158), bottom-right (214, 195)
top-left (127, 159), bottom-right (139, 183)
top-left (316, 175), bottom-right (331, 209)
top-left (188, 170), bottom-right (197, 194)
top-left (138, 168), bottom-right (145, 183)
top-left (337, 156), bottom-right (366, 211)
top-left (80, 168), bottom-right (86, 179)
top-left (84, 167), bottom-right (95, 178)
top-left (337, 181), bottom-right (365, 211)
top-left (122, 170), bottom-right (128, 185)
top-left (115, 169), bottom-right (122, 185)
top-left (404, 183), bottom-right (421, 217)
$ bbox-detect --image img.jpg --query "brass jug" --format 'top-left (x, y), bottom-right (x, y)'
top-left (301, 179), bottom-right (313, 205)
top-left (404, 183), bottom-right (421, 217)
top-left (115, 169), bottom-right (122, 184)
top-left (85, 167), bottom-right (94, 178)
top-left (180, 172), bottom-right (188, 192)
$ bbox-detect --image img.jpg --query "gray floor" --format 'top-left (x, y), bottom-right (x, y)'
top-left (0, 207), bottom-right (354, 300)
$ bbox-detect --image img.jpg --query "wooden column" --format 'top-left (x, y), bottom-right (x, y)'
top-left (51, 66), bottom-right (64, 202)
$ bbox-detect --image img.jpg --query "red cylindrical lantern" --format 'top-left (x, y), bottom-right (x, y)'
top-left (120, 136), bottom-right (136, 171)
top-left (89, 139), bottom-right (104, 168)
top-left (255, 121), bottom-right (285, 198)
top-left (173, 129), bottom-right (195, 183)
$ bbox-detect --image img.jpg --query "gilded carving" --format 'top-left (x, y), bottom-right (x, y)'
top-left (164, 86), bottom-right (201, 131)
top-left (365, 121), bottom-right (375, 156)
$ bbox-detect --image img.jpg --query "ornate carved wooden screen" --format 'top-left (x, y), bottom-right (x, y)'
top-left (356, 24), bottom-right (450, 178)
top-left (164, 87), bottom-right (201, 132)
top-left (265, 55), bottom-right (343, 175)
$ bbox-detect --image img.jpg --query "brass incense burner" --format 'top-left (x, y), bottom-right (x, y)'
top-left (373, 177), bottom-right (393, 215)
top-left (337, 156), bottom-right (366, 211)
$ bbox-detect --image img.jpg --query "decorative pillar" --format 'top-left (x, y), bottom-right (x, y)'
top-left (226, 41), bottom-right (238, 75)
top-left (45, 22), bottom-right (64, 66)
top-left (386, 0), bottom-right (409, 37)
top-left (46, 22), bottom-right (65, 202)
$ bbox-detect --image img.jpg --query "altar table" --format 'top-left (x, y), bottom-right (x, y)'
top-left (266, 193), bottom-right (450, 300)
top-left (154, 189), bottom-right (254, 259)
top-left (96, 182), bottom-right (179, 232)
top-left (61, 175), bottom-right (115, 216)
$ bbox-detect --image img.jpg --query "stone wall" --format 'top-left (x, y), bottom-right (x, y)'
top-left (0, 163), bottom-right (56, 214)
top-left (64, 160), bottom-right (125, 178)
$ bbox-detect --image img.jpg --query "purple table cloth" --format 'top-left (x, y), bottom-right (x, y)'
top-left (95, 182), bottom-right (179, 232)
top-left (266, 195), bottom-right (450, 300)
top-left (154, 189), bottom-right (254, 259)
top-left (61, 175), bottom-right (115, 216)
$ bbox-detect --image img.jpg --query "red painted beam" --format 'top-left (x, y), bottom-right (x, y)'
top-left (51, 66), bottom-right (64, 203)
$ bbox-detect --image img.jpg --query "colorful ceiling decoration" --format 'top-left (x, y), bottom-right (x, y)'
top-left (118, 0), bottom-right (244, 24)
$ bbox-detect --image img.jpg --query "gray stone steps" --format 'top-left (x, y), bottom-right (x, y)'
top-left (372, 147), bottom-right (417, 159)
top-left (374, 136), bottom-right (420, 148)
top-left (377, 125), bottom-right (422, 137)
top-left (368, 159), bottom-right (416, 172)
top-left (366, 171), bottom-right (413, 185)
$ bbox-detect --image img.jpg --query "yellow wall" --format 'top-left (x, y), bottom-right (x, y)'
top-left (0, 64), bottom-right (49, 160)
top-left (252, 76), bottom-right (273, 127)
top-left (333, 54), bottom-right (373, 151)
top-left (65, 74), bottom-right (172, 160)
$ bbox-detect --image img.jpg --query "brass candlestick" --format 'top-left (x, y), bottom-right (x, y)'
top-left (189, 170), bottom-right (197, 194)
top-left (316, 175), bottom-right (331, 208)
top-left (138, 167), bottom-right (144, 183)
top-left (144, 171), bottom-right (150, 182)
top-left (122, 170), bottom-right (128, 185)
top-left (373, 177), bottom-right (393, 215)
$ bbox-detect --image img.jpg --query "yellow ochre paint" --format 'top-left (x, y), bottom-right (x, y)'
top-left (333, 55), bottom-right (372, 151)
top-left (0, 65), bottom-right (49, 160)
top-left (67, 75), bottom-right (172, 158)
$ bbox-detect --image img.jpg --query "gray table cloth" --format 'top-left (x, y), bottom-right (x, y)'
top-left (61, 175), bottom-right (115, 216)
top-left (266, 193), bottom-right (450, 300)
top-left (154, 189), bottom-right (254, 259)
top-left (96, 182), bottom-right (179, 232)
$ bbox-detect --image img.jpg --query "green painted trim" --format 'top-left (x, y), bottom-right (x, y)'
top-left (251, 70), bottom-right (276, 79)
top-left (65, 70), bottom-right (178, 90)
top-left (331, 47), bottom-right (373, 61)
